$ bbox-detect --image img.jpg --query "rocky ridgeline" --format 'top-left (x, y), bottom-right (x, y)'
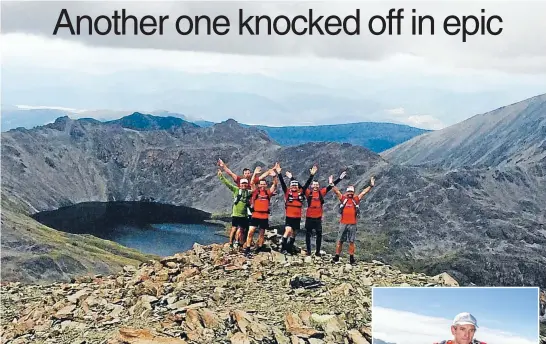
top-left (0, 239), bottom-right (459, 344)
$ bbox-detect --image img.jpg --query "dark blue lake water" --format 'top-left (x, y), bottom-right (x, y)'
top-left (102, 223), bottom-right (225, 256)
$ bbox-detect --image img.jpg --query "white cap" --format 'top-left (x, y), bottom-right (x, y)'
top-left (290, 180), bottom-right (299, 186)
top-left (240, 179), bottom-right (249, 184)
top-left (346, 186), bottom-right (355, 192)
top-left (453, 312), bottom-right (478, 328)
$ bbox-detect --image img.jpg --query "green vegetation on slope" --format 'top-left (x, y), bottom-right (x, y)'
top-left (1, 196), bottom-right (157, 284)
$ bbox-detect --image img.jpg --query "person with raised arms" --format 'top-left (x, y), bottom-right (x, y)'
top-left (275, 164), bottom-right (314, 255)
top-left (217, 169), bottom-right (253, 250)
top-left (331, 175), bottom-right (375, 264)
top-left (217, 158), bottom-right (273, 187)
top-left (218, 160), bottom-right (277, 248)
top-left (301, 168), bottom-right (346, 257)
top-left (243, 169), bottom-right (278, 256)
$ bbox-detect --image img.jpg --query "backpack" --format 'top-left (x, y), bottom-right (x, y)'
top-left (339, 197), bottom-right (360, 217)
top-left (234, 188), bottom-right (251, 206)
top-left (285, 189), bottom-right (305, 207)
top-left (307, 189), bottom-right (324, 207)
top-left (234, 189), bottom-right (252, 215)
top-left (250, 189), bottom-right (272, 214)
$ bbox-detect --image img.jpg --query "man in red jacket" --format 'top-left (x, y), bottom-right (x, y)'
top-left (434, 312), bottom-right (487, 344)
top-left (302, 170), bottom-right (346, 257)
top-left (331, 176), bottom-right (375, 264)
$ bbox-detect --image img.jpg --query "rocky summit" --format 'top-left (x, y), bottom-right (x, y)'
top-left (0, 239), bottom-right (459, 344)
top-left (2, 105), bottom-right (545, 288)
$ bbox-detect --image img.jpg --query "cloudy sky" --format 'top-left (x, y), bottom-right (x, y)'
top-left (2, 0), bottom-right (546, 129)
top-left (372, 287), bottom-right (539, 344)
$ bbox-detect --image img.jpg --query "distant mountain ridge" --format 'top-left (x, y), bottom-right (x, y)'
top-left (104, 112), bottom-right (199, 131)
top-left (249, 122), bottom-right (430, 153)
top-left (2, 105), bottom-right (430, 153)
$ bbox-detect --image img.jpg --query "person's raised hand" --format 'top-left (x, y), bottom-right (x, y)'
top-left (275, 162), bottom-right (282, 174)
top-left (340, 171), bottom-right (347, 179)
top-left (328, 175), bottom-right (334, 184)
top-left (310, 165), bottom-right (318, 175)
top-left (285, 171), bottom-right (293, 179)
top-left (370, 176), bottom-right (375, 186)
top-left (218, 158), bottom-right (224, 167)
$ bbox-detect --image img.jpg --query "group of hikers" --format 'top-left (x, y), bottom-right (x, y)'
top-left (216, 158), bottom-right (375, 264)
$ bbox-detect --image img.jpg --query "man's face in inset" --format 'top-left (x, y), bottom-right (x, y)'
top-left (243, 168), bottom-right (252, 178)
top-left (451, 324), bottom-right (476, 344)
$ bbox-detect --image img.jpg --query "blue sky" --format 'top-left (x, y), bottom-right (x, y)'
top-left (373, 287), bottom-right (539, 343)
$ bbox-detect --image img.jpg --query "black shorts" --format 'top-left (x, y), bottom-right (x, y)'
top-left (285, 217), bottom-right (301, 231)
top-left (305, 218), bottom-right (322, 232)
top-left (232, 216), bottom-right (249, 230)
top-left (250, 217), bottom-right (269, 230)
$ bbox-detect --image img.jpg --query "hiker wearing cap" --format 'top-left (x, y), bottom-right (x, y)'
top-left (275, 164), bottom-right (314, 255)
top-left (243, 170), bottom-right (278, 256)
top-left (434, 312), bottom-right (486, 344)
top-left (331, 176), bottom-right (375, 264)
top-left (290, 167), bottom-right (346, 257)
top-left (218, 169), bottom-right (253, 249)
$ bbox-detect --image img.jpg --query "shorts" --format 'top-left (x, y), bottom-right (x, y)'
top-left (304, 218), bottom-right (322, 233)
top-left (285, 217), bottom-right (301, 231)
top-left (250, 217), bottom-right (269, 230)
top-left (337, 224), bottom-right (357, 243)
top-left (231, 216), bottom-right (249, 230)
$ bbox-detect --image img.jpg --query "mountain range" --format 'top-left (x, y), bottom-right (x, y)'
top-left (383, 94), bottom-right (546, 168)
top-left (1, 93), bottom-right (545, 289)
top-left (1, 105), bottom-right (429, 153)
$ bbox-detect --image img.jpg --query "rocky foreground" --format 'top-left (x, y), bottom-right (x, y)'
top-left (0, 240), bottom-right (460, 344)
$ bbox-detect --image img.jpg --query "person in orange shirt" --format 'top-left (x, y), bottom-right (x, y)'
top-left (218, 159), bottom-right (276, 248)
top-left (243, 170), bottom-right (278, 256)
top-left (288, 165), bottom-right (346, 256)
top-left (331, 176), bottom-right (375, 264)
top-left (434, 312), bottom-right (486, 344)
top-left (302, 169), bottom-right (346, 257)
top-left (275, 164), bottom-right (314, 255)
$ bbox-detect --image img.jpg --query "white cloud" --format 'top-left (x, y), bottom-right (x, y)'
top-left (386, 108), bottom-right (406, 115)
top-left (16, 105), bottom-right (88, 113)
top-left (0, 33), bottom-right (278, 76)
top-left (2, 30), bottom-right (546, 128)
top-left (385, 108), bottom-right (445, 130)
top-left (2, 1), bottom-right (546, 74)
top-left (372, 307), bottom-right (537, 344)
top-left (403, 115), bottom-right (445, 130)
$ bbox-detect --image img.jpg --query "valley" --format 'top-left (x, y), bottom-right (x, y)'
top-left (1, 94), bottom-right (545, 288)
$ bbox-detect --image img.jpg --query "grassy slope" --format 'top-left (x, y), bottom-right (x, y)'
top-left (1, 196), bottom-right (158, 284)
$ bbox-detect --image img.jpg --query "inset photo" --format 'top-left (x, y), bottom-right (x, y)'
top-left (371, 287), bottom-right (539, 344)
